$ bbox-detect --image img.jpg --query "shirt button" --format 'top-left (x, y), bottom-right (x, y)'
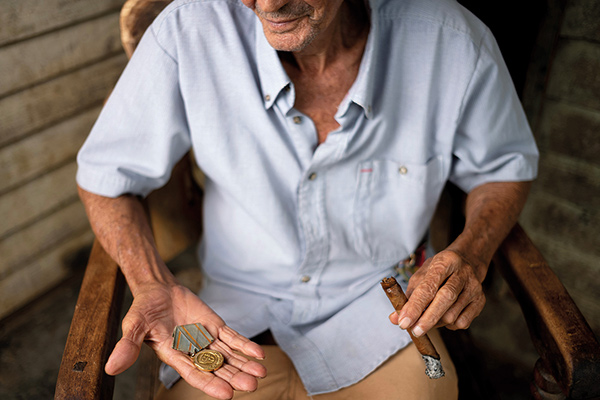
top-left (293, 116), bottom-right (302, 124)
top-left (308, 172), bottom-right (317, 181)
top-left (301, 275), bottom-right (311, 283)
top-left (399, 166), bottom-right (408, 175)
top-left (265, 94), bottom-right (271, 101)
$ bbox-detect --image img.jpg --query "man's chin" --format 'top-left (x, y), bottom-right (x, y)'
top-left (263, 31), bottom-right (316, 53)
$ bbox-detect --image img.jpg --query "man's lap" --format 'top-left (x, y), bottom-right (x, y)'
top-left (154, 329), bottom-right (458, 400)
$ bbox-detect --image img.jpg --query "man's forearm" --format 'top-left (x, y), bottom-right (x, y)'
top-left (446, 180), bottom-right (532, 281)
top-left (78, 186), bottom-right (177, 295)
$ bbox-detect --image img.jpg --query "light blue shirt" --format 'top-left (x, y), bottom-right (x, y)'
top-left (77, 0), bottom-right (538, 394)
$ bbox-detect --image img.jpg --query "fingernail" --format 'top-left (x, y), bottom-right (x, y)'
top-left (399, 317), bottom-right (412, 329)
top-left (412, 326), bottom-right (424, 337)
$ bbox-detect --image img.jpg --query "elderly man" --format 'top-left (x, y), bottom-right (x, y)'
top-left (76, 0), bottom-right (538, 398)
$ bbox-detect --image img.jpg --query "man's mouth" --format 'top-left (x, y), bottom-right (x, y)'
top-left (262, 15), bottom-right (305, 33)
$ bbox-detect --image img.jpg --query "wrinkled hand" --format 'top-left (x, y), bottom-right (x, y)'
top-left (105, 283), bottom-right (266, 399)
top-left (389, 249), bottom-right (486, 337)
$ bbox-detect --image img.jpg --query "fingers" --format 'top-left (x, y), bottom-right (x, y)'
top-left (445, 293), bottom-right (486, 330)
top-left (105, 312), bottom-right (148, 375)
top-left (214, 364), bottom-right (260, 393)
top-left (210, 339), bottom-right (267, 379)
top-left (408, 279), bottom-right (484, 336)
top-left (218, 325), bottom-right (266, 361)
top-left (439, 279), bottom-right (483, 326)
top-left (409, 274), bottom-right (468, 336)
top-left (156, 339), bottom-right (264, 399)
top-left (411, 291), bottom-right (463, 336)
top-left (397, 259), bottom-right (452, 330)
top-left (161, 346), bottom-right (235, 400)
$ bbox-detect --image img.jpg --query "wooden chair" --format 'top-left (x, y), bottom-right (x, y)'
top-left (55, 1), bottom-right (600, 399)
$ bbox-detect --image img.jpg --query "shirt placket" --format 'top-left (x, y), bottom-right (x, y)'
top-left (289, 113), bottom-right (344, 325)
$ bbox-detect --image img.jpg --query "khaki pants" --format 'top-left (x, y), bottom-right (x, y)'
top-left (155, 329), bottom-right (457, 400)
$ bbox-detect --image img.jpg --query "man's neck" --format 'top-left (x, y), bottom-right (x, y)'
top-left (279, 0), bottom-right (369, 75)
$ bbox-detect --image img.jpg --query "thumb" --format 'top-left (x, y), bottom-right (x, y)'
top-left (105, 313), bottom-right (147, 375)
top-left (389, 311), bottom-right (400, 325)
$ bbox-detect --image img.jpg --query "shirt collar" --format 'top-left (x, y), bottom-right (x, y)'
top-left (255, 18), bottom-right (291, 110)
top-left (341, 0), bottom-right (377, 120)
top-left (255, 1), bottom-right (378, 118)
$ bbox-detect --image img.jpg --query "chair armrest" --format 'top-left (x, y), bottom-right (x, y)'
top-left (55, 239), bottom-right (126, 400)
top-left (495, 224), bottom-right (600, 399)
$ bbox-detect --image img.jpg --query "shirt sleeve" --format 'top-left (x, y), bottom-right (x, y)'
top-left (449, 29), bottom-right (539, 193)
top-left (76, 24), bottom-right (191, 198)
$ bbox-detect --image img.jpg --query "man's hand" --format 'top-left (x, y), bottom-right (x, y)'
top-left (389, 249), bottom-right (486, 336)
top-left (77, 187), bottom-right (266, 399)
top-left (388, 181), bottom-right (532, 337)
top-left (106, 282), bottom-right (266, 400)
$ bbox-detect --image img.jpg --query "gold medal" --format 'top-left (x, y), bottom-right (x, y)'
top-left (193, 349), bottom-right (224, 372)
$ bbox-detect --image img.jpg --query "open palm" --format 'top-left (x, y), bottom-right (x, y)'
top-left (105, 283), bottom-right (266, 399)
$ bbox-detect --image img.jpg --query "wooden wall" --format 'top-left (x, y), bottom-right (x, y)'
top-left (0, 0), bottom-right (127, 319)
top-left (519, 0), bottom-right (600, 336)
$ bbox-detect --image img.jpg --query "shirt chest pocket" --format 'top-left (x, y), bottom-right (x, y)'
top-left (353, 156), bottom-right (444, 267)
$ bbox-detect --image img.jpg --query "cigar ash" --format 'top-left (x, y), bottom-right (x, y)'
top-left (421, 354), bottom-right (445, 379)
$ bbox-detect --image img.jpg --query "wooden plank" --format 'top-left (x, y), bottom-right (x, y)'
top-left (0, 201), bottom-right (90, 279)
top-left (0, 107), bottom-right (100, 193)
top-left (546, 40), bottom-right (600, 110)
top-left (561, 0), bottom-right (600, 43)
top-left (539, 100), bottom-right (600, 168)
top-left (520, 192), bottom-right (600, 257)
top-left (55, 239), bottom-right (125, 400)
top-left (0, 54), bottom-right (127, 146)
top-left (0, 14), bottom-right (122, 96)
top-left (534, 152), bottom-right (600, 213)
top-left (0, 230), bottom-right (95, 320)
top-left (0, 0), bottom-right (124, 47)
top-left (0, 162), bottom-right (78, 237)
top-left (519, 0), bottom-right (565, 131)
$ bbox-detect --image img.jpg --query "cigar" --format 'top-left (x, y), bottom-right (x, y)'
top-left (381, 277), bottom-right (445, 379)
